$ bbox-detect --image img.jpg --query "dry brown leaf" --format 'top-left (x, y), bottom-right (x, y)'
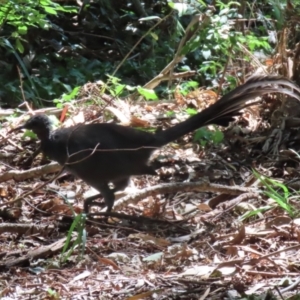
top-left (174, 87), bottom-right (185, 105)
top-left (127, 289), bottom-right (162, 300)
top-left (265, 58), bottom-right (273, 66)
top-left (186, 89), bottom-right (218, 109)
top-left (225, 246), bottom-right (238, 257)
top-left (230, 225), bottom-right (246, 245)
top-left (143, 198), bottom-right (161, 216)
top-left (130, 115), bottom-right (150, 127)
top-left (296, 228), bottom-right (300, 242)
top-left (0, 187), bottom-right (8, 197)
top-left (144, 105), bottom-right (153, 112)
top-left (265, 216), bottom-right (292, 228)
top-left (98, 257), bottom-right (120, 270)
top-left (197, 203), bottom-right (212, 211)
top-left (37, 198), bottom-right (62, 210)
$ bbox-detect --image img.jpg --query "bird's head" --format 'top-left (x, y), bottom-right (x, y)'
top-left (11, 114), bottom-right (53, 140)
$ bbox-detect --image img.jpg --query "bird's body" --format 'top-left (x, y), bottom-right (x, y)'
top-left (13, 75), bottom-right (300, 213)
top-left (42, 123), bottom-right (157, 182)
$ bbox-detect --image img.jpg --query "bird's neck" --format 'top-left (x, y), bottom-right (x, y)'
top-left (36, 128), bottom-right (51, 141)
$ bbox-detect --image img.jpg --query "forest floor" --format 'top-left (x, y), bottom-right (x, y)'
top-left (1, 80), bottom-right (300, 299)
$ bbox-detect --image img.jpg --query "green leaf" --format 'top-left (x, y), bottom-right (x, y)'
top-left (137, 87), bottom-right (158, 100)
top-left (182, 36), bottom-right (201, 55)
top-left (18, 25), bottom-right (28, 35)
top-left (166, 111), bottom-right (175, 117)
top-left (56, 6), bottom-right (78, 13)
top-left (239, 206), bottom-right (271, 221)
top-left (150, 32), bottom-right (158, 41)
top-left (56, 103), bottom-right (63, 109)
top-left (194, 128), bottom-right (212, 141)
top-left (15, 39), bottom-right (24, 53)
top-left (114, 84), bottom-right (126, 96)
top-left (252, 170), bottom-right (294, 216)
top-left (62, 86), bottom-right (80, 101)
top-left (23, 130), bottom-right (37, 139)
top-left (211, 130), bottom-right (224, 143)
top-left (186, 108), bottom-right (197, 116)
top-left (180, 65), bottom-right (191, 71)
top-left (185, 81), bottom-right (198, 88)
top-left (43, 6), bottom-right (57, 15)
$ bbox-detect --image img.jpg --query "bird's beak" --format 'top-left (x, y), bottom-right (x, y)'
top-left (8, 125), bottom-right (26, 134)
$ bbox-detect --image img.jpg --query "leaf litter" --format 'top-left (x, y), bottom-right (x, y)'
top-left (1, 77), bottom-right (300, 299)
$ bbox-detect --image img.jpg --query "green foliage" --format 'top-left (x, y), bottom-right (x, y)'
top-left (47, 288), bottom-right (60, 299)
top-left (0, 0), bottom-right (78, 106)
top-left (268, 0), bottom-right (287, 29)
top-left (253, 170), bottom-right (294, 216)
top-left (137, 87), bottom-right (158, 100)
top-left (0, 0), bottom-right (76, 52)
top-left (185, 108), bottom-right (198, 116)
top-left (180, 81), bottom-right (199, 96)
top-left (106, 75), bottom-right (126, 97)
top-left (239, 34), bottom-right (271, 52)
top-left (106, 75), bottom-right (159, 100)
top-left (193, 127), bottom-right (224, 146)
top-left (0, 0), bottom-right (280, 108)
top-left (240, 170), bottom-right (297, 220)
top-left (60, 213), bottom-right (87, 263)
top-left (22, 130), bottom-right (38, 140)
top-left (166, 111), bottom-right (175, 117)
top-left (174, 0), bottom-right (272, 81)
top-left (239, 206), bottom-right (270, 221)
top-left (53, 86), bottom-right (80, 109)
top-left (3, 38), bottom-right (41, 105)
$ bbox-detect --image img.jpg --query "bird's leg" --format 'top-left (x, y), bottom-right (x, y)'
top-left (83, 178), bottom-right (130, 213)
top-left (84, 183), bottom-right (115, 213)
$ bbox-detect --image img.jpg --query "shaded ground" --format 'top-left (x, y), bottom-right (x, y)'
top-left (1, 80), bottom-right (300, 299)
